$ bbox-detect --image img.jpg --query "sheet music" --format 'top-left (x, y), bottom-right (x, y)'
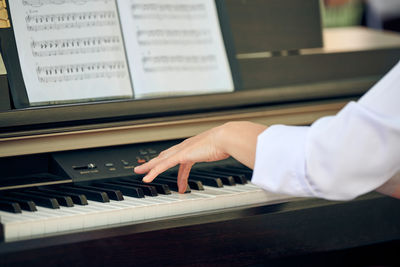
top-left (9, 0), bottom-right (133, 105)
top-left (116, 0), bottom-right (234, 98)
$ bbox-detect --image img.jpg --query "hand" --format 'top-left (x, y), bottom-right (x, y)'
top-left (134, 121), bottom-right (267, 193)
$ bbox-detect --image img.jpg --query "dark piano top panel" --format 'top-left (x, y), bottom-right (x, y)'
top-left (226, 0), bottom-right (323, 53)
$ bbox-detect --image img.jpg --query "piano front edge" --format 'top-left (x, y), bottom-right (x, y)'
top-left (0, 192), bottom-right (399, 266)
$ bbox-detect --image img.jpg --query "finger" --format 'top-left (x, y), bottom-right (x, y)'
top-left (134, 151), bottom-right (174, 175)
top-left (134, 145), bottom-right (181, 174)
top-left (134, 157), bottom-right (158, 174)
top-left (177, 162), bottom-right (193, 194)
top-left (142, 158), bottom-right (180, 183)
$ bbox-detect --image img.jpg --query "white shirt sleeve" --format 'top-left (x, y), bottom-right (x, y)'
top-left (252, 61), bottom-right (400, 200)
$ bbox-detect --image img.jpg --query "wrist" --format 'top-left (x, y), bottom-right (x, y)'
top-left (212, 122), bottom-right (232, 156)
top-left (215, 121), bottom-right (267, 168)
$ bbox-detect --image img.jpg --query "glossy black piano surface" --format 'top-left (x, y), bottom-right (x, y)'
top-left (0, 140), bottom-right (290, 242)
top-left (0, 140), bottom-right (399, 266)
top-left (0, 0), bottom-right (400, 265)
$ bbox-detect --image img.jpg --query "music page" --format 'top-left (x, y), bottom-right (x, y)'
top-left (116, 0), bottom-right (234, 98)
top-left (9, 0), bottom-right (133, 105)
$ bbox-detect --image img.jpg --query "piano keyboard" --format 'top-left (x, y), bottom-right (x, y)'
top-left (0, 166), bottom-right (289, 242)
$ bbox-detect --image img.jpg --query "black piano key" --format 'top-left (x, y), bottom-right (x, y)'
top-left (57, 186), bottom-right (109, 203)
top-left (186, 173), bottom-right (224, 188)
top-left (0, 196), bottom-right (37, 211)
top-left (0, 200), bottom-right (22, 213)
top-left (191, 170), bottom-right (236, 186)
top-left (119, 181), bottom-right (158, 196)
top-left (25, 190), bottom-right (74, 207)
top-left (158, 175), bottom-right (204, 191)
top-left (155, 178), bottom-right (191, 193)
top-left (120, 178), bottom-right (171, 195)
top-left (224, 164), bottom-right (253, 173)
top-left (108, 180), bottom-right (157, 197)
top-left (147, 182), bottom-right (171, 195)
top-left (204, 169), bottom-right (247, 184)
top-left (7, 192), bottom-right (60, 209)
top-left (75, 185), bottom-right (124, 201)
top-left (92, 182), bottom-right (145, 198)
top-left (217, 166), bottom-right (253, 180)
top-left (38, 188), bottom-right (88, 205)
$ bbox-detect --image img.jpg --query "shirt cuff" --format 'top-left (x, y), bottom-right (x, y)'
top-left (251, 125), bottom-right (315, 197)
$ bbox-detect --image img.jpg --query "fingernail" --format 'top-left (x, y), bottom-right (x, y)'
top-left (179, 184), bottom-right (187, 194)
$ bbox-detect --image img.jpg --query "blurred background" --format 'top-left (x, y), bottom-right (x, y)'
top-left (321, 0), bottom-right (400, 32)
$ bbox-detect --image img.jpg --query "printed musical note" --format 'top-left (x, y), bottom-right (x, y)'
top-left (117, 0), bottom-right (234, 99)
top-left (26, 11), bottom-right (117, 31)
top-left (36, 61), bottom-right (127, 83)
top-left (141, 55), bottom-right (217, 72)
top-left (131, 3), bottom-right (208, 21)
top-left (131, 3), bottom-right (206, 13)
top-left (22, 0), bottom-right (111, 7)
top-left (9, 0), bottom-right (133, 105)
top-left (31, 36), bottom-right (122, 57)
top-left (137, 29), bottom-right (212, 46)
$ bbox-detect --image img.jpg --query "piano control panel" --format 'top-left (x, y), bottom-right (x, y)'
top-left (52, 140), bottom-right (180, 182)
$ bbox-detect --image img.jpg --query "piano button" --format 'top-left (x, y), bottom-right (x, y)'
top-left (156, 178), bottom-right (191, 193)
top-left (73, 163), bottom-right (97, 170)
top-left (137, 158), bottom-right (146, 164)
top-left (217, 166), bottom-right (253, 180)
top-left (57, 186), bottom-right (110, 203)
top-left (25, 190), bottom-right (74, 207)
top-left (38, 188), bottom-right (88, 205)
top-left (7, 192), bottom-right (60, 209)
top-left (139, 149), bottom-right (148, 155)
top-left (109, 180), bottom-right (157, 196)
top-left (119, 178), bottom-right (171, 195)
top-left (75, 185), bottom-right (124, 201)
top-left (0, 200), bottom-right (22, 213)
top-left (92, 182), bottom-right (145, 198)
top-left (148, 148), bottom-right (157, 154)
top-left (158, 175), bottom-right (204, 191)
top-left (0, 196), bottom-right (37, 212)
top-left (206, 169), bottom-right (247, 184)
top-left (187, 173), bottom-right (223, 188)
top-left (191, 170), bottom-right (236, 186)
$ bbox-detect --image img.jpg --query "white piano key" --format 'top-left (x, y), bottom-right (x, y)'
top-left (2, 223), bottom-right (19, 241)
top-left (0, 183), bottom-right (291, 242)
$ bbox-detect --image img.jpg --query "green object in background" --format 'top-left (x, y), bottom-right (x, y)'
top-left (0, 53), bottom-right (10, 111)
top-left (321, 0), bottom-right (364, 27)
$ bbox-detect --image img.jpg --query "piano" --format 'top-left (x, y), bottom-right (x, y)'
top-left (1, 0), bottom-right (400, 266)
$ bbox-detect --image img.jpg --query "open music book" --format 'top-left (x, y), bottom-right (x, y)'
top-left (9, 0), bottom-right (234, 106)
